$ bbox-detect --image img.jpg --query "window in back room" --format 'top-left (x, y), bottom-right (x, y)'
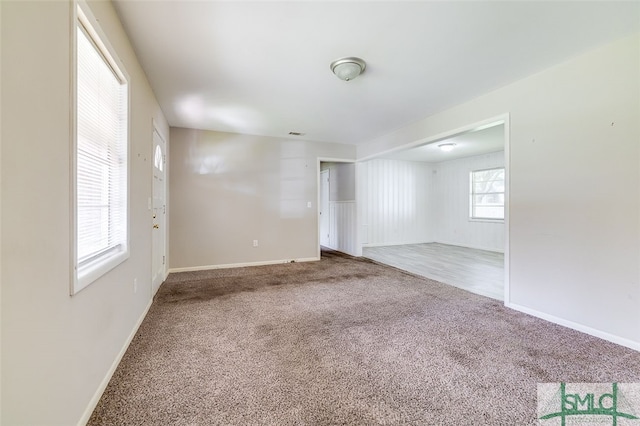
top-left (470, 167), bottom-right (504, 221)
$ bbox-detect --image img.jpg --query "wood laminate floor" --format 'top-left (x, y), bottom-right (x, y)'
top-left (362, 243), bottom-right (504, 300)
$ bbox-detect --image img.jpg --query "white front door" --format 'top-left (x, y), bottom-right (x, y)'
top-left (320, 169), bottom-right (330, 247)
top-left (152, 127), bottom-right (166, 295)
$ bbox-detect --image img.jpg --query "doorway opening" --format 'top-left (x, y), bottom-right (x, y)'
top-left (359, 116), bottom-right (509, 302)
top-left (317, 159), bottom-right (357, 258)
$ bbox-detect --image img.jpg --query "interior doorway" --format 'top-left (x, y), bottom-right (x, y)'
top-left (317, 159), bottom-right (357, 257)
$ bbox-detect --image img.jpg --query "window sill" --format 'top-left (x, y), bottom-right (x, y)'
top-left (469, 218), bottom-right (504, 224)
top-left (73, 249), bottom-right (129, 295)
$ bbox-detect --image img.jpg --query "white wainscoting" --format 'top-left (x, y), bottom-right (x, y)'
top-left (360, 159), bottom-right (432, 246)
top-left (328, 201), bottom-right (358, 256)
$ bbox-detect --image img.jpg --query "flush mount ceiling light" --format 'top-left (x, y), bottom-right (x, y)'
top-left (438, 143), bottom-right (456, 152)
top-left (330, 57), bottom-right (366, 81)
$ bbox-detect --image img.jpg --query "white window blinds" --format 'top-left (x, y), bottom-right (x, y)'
top-left (75, 12), bottom-right (128, 292)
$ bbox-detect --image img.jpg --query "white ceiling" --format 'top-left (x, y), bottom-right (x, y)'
top-left (113, 1), bottom-right (639, 146)
top-left (382, 124), bottom-right (504, 163)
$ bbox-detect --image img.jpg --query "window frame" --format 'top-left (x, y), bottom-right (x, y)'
top-left (469, 167), bottom-right (505, 222)
top-left (71, 1), bottom-right (131, 295)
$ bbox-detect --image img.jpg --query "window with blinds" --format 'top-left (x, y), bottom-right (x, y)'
top-left (74, 5), bottom-right (129, 293)
top-left (470, 168), bottom-right (505, 221)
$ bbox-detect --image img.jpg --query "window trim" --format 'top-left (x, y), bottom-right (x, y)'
top-left (469, 166), bottom-right (505, 222)
top-left (71, 0), bottom-right (131, 295)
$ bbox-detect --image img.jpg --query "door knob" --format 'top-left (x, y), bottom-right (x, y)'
top-left (153, 224), bottom-right (159, 229)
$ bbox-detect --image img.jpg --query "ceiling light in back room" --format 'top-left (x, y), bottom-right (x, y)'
top-left (330, 57), bottom-right (366, 81)
top-left (438, 143), bottom-right (456, 152)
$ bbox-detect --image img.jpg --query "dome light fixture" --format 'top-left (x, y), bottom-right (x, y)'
top-left (438, 143), bottom-right (456, 152)
top-left (330, 57), bottom-right (366, 81)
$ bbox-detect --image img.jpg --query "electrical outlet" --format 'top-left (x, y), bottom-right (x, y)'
top-left (307, 201), bottom-right (312, 208)
top-left (133, 278), bottom-right (138, 293)
top-left (253, 240), bottom-right (258, 247)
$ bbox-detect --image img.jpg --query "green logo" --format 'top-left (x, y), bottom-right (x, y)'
top-left (538, 383), bottom-right (640, 425)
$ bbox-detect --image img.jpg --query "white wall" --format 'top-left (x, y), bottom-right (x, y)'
top-left (360, 159), bottom-right (432, 246)
top-left (169, 128), bottom-right (356, 269)
top-left (358, 34), bottom-right (640, 349)
top-left (1, 1), bottom-right (169, 424)
top-left (324, 162), bottom-right (356, 202)
top-left (360, 152), bottom-right (504, 252)
top-left (432, 151), bottom-right (505, 252)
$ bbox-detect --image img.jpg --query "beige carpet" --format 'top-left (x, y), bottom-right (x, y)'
top-left (89, 250), bottom-right (640, 425)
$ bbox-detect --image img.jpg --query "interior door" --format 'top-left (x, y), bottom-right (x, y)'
top-left (320, 169), bottom-right (330, 247)
top-left (151, 127), bottom-right (166, 295)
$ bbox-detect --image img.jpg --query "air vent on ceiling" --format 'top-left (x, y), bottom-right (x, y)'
top-left (288, 131), bottom-right (305, 136)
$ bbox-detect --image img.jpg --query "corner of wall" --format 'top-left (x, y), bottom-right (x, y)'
top-left (0, 0), bottom-right (4, 421)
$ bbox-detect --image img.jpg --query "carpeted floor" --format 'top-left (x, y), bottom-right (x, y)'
top-left (89, 250), bottom-right (640, 425)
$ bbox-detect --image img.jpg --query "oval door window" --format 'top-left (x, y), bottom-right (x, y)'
top-left (154, 144), bottom-right (163, 172)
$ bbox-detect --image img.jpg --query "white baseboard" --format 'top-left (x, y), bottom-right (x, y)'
top-left (77, 299), bottom-right (153, 426)
top-left (506, 302), bottom-right (640, 352)
top-left (168, 257), bottom-right (319, 274)
top-left (362, 241), bottom-right (432, 248)
top-left (434, 240), bottom-right (504, 253)
top-left (362, 240), bottom-right (504, 253)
